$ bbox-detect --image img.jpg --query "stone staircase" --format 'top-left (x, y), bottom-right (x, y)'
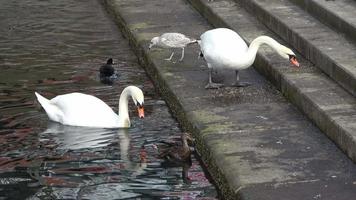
top-left (237, 0), bottom-right (356, 98)
top-left (103, 0), bottom-right (356, 198)
top-left (189, 0), bottom-right (356, 163)
top-left (290, 0), bottom-right (356, 44)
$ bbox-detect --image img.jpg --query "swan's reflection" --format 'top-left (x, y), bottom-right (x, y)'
top-left (39, 122), bottom-right (119, 150)
top-left (37, 122), bottom-right (147, 176)
top-left (29, 122), bottom-right (195, 196)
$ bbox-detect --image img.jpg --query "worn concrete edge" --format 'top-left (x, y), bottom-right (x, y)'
top-left (236, 0), bottom-right (356, 98)
top-left (186, 0), bottom-right (356, 162)
top-left (289, 0), bottom-right (356, 44)
top-left (234, 0), bottom-right (356, 161)
top-left (100, 0), bottom-right (234, 199)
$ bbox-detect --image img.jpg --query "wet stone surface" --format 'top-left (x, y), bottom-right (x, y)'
top-left (0, 0), bottom-right (217, 199)
top-left (106, 0), bottom-right (356, 199)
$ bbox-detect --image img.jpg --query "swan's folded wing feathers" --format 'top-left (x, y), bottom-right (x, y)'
top-left (49, 93), bottom-right (119, 127)
top-left (50, 93), bottom-right (117, 123)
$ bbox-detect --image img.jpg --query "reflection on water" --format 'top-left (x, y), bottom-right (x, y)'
top-left (39, 122), bottom-right (122, 150)
top-left (0, 0), bottom-right (217, 199)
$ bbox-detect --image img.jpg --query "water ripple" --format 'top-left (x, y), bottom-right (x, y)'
top-left (0, 0), bottom-right (218, 199)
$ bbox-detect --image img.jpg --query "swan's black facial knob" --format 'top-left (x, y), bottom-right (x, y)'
top-left (288, 55), bottom-right (300, 67)
top-left (136, 103), bottom-right (144, 118)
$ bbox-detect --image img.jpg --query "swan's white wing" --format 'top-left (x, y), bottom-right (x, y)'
top-left (200, 28), bottom-right (248, 68)
top-left (50, 93), bottom-right (119, 127)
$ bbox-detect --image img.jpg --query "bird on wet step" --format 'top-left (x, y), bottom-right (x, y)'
top-left (149, 33), bottom-right (198, 62)
top-left (199, 28), bottom-right (300, 89)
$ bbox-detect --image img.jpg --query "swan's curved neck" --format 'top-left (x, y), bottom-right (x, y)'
top-left (118, 88), bottom-right (131, 118)
top-left (245, 36), bottom-right (281, 66)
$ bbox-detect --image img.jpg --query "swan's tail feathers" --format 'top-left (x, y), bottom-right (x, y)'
top-left (187, 39), bottom-right (200, 45)
top-left (35, 92), bottom-right (50, 106)
top-left (35, 92), bottom-right (63, 122)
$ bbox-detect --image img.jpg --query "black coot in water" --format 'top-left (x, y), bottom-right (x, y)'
top-left (100, 58), bottom-right (117, 84)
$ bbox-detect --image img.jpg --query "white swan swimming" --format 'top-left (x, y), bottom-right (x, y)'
top-left (199, 28), bottom-right (300, 89)
top-left (149, 33), bottom-right (197, 62)
top-left (35, 86), bottom-right (144, 128)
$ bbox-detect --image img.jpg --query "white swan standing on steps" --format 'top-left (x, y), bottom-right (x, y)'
top-left (199, 28), bottom-right (300, 89)
top-left (35, 86), bottom-right (144, 128)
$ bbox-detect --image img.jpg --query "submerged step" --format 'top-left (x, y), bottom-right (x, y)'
top-left (103, 0), bottom-right (356, 199)
top-left (236, 0), bottom-right (356, 98)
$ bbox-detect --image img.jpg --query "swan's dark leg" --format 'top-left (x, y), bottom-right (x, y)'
top-left (232, 70), bottom-right (251, 87)
top-left (182, 163), bottom-right (192, 184)
top-left (198, 51), bottom-right (204, 59)
top-left (179, 47), bottom-right (185, 62)
top-left (205, 67), bottom-right (224, 89)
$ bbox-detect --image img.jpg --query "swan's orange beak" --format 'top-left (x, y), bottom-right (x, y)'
top-left (137, 106), bottom-right (144, 118)
top-left (290, 56), bottom-right (300, 67)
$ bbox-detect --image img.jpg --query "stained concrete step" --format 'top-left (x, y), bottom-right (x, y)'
top-left (234, 0), bottom-right (356, 98)
top-left (289, 0), bottom-right (356, 43)
top-left (102, 0), bottom-right (356, 199)
top-left (188, 0), bottom-right (356, 164)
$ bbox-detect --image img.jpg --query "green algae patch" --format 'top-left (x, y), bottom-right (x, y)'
top-left (162, 73), bottom-right (184, 83)
top-left (201, 122), bottom-right (235, 136)
top-left (163, 72), bottom-right (174, 77)
top-left (147, 50), bottom-right (169, 64)
top-left (191, 110), bottom-right (228, 124)
top-left (128, 22), bottom-right (149, 31)
top-left (190, 110), bottom-right (235, 136)
top-left (135, 32), bottom-right (159, 44)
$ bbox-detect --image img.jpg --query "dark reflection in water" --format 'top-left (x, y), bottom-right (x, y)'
top-left (0, 0), bottom-right (217, 199)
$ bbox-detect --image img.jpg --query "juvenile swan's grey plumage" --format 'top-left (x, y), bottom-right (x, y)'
top-left (149, 33), bottom-right (197, 62)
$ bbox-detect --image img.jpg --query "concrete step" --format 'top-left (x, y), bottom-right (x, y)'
top-left (189, 0), bottom-right (356, 163)
top-left (102, 0), bottom-right (356, 199)
top-left (289, 0), bottom-right (356, 43)
top-left (234, 0), bottom-right (356, 98)
top-left (189, 0), bottom-right (356, 162)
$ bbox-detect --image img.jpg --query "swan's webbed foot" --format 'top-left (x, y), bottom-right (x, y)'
top-left (206, 67), bottom-right (222, 89)
top-left (233, 70), bottom-right (251, 87)
top-left (205, 82), bottom-right (224, 89)
top-left (232, 81), bottom-right (251, 87)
